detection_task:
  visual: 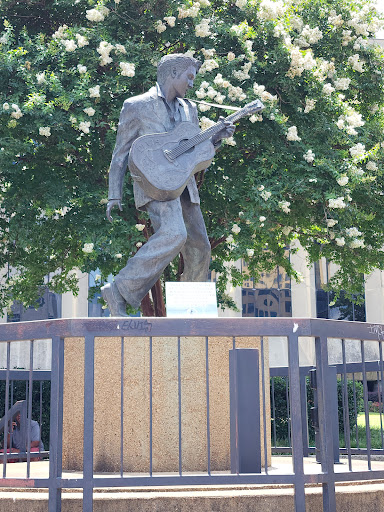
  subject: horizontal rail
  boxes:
[0,317,382,342]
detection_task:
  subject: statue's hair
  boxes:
[157,54,201,85]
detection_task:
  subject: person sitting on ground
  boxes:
[1,412,44,462]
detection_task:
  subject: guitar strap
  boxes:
[177,98,191,122]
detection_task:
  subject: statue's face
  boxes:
[171,65,197,98]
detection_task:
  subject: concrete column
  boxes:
[269,244,317,368]
[61,270,89,318]
[62,335,271,472]
[365,269,384,324]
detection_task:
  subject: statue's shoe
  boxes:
[101,282,129,317]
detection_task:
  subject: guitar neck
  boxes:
[168,103,260,160]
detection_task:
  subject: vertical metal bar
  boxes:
[271,378,277,448]
[26,340,34,477]
[376,369,384,450]
[315,336,337,512]
[300,372,309,457]
[360,340,372,470]
[149,336,153,477]
[49,336,63,512]
[379,343,384,450]
[83,335,95,512]
[287,334,306,511]
[260,337,268,474]
[232,336,239,475]
[177,336,182,476]
[205,336,211,476]
[341,339,352,471]
[3,342,11,473]
[39,381,43,456]
[286,376,291,446]
[352,375,359,449]
[120,337,124,477]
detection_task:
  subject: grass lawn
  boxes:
[357,412,383,429]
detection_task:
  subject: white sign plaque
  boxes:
[165,282,218,318]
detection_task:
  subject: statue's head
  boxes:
[157,54,202,86]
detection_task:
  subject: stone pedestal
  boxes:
[62,335,271,472]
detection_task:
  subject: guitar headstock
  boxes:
[244,99,265,115]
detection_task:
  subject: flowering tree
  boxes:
[0,0,383,315]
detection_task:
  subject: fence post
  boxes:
[315,336,337,512]
[229,348,261,473]
[49,336,64,512]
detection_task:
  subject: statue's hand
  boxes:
[212,117,236,145]
[106,199,122,223]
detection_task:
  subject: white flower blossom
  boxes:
[246,248,254,257]
[337,176,349,186]
[202,48,216,59]
[97,41,114,66]
[78,121,91,134]
[335,237,345,246]
[349,238,365,249]
[257,0,286,21]
[11,108,23,119]
[199,59,219,74]
[286,126,301,141]
[323,83,335,96]
[224,137,236,146]
[349,143,365,160]
[199,103,211,112]
[366,161,378,171]
[36,72,46,84]
[155,20,167,33]
[303,150,315,163]
[82,242,94,253]
[114,44,126,54]
[260,190,271,201]
[259,216,266,222]
[250,114,263,123]
[2,102,9,110]
[86,8,108,22]
[39,126,51,137]
[77,64,87,74]
[329,197,346,209]
[120,62,135,77]
[348,54,365,73]
[258,185,265,191]
[135,223,145,231]
[232,224,241,234]
[279,200,291,214]
[164,16,176,27]
[136,242,143,248]
[346,227,362,237]
[328,10,344,27]
[227,52,236,61]
[195,18,212,37]
[115,253,122,259]
[236,0,247,9]
[304,98,316,113]
[75,34,89,48]
[334,77,351,90]
[52,25,68,40]
[83,107,95,117]
[62,39,77,52]
[226,234,234,243]
[89,85,100,98]
[200,116,216,131]
[178,2,200,18]
[327,219,338,227]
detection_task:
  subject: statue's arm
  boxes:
[107,100,140,222]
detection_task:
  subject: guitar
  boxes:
[128,99,264,201]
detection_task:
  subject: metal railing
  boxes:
[0,317,383,512]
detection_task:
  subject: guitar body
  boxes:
[128,122,216,201]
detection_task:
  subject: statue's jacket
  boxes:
[108,85,200,210]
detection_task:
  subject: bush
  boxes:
[271,375,364,445]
